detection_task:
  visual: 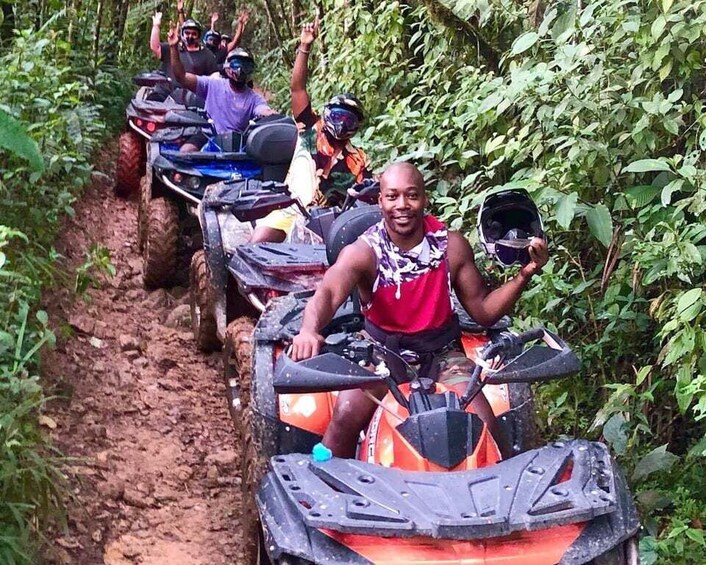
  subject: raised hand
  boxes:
[211,11,219,25]
[299,17,319,46]
[152,11,162,26]
[237,7,251,27]
[167,22,180,47]
[177,0,184,12]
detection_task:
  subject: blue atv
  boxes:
[137,114,298,289]
[114,71,205,198]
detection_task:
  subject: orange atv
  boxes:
[235,293,639,564]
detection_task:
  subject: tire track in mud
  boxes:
[42,149,241,565]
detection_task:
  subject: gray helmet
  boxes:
[181,19,203,44]
[225,47,256,84]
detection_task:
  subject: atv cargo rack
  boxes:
[258,439,638,562]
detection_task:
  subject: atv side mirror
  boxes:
[274,352,385,394]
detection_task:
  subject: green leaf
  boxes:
[676,288,703,320]
[659,59,673,81]
[636,365,652,386]
[625,185,661,208]
[603,413,628,455]
[624,159,672,173]
[685,528,705,546]
[511,32,539,55]
[555,192,578,229]
[36,310,49,326]
[662,0,674,12]
[661,179,683,205]
[0,109,45,172]
[586,204,613,247]
[632,444,679,481]
[651,16,667,41]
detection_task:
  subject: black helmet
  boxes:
[323,93,365,140]
[203,30,221,49]
[181,19,203,45]
[477,189,545,267]
[224,47,255,85]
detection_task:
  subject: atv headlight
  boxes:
[170,171,201,191]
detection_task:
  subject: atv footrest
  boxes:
[259,439,619,540]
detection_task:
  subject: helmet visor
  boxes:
[323,106,361,139]
[494,237,532,267]
[226,57,255,81]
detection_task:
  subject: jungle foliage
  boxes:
[251,0,706,562]
[0,3,131,562]
[1,0,706,562]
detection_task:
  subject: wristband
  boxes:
[297,46,311,54]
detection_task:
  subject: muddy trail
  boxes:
[42,148,242,565]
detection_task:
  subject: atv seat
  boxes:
[325,206,382,265]
[455,303,511,333]
[238,243,328,275]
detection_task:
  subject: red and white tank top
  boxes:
[360,215,454,334]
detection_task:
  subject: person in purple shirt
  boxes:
[167,22,275,152]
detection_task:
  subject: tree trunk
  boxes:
[260,0,292,66]
[0,1,15,45]
[93,0,104,65]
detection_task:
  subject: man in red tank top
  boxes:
[291,162,548,457]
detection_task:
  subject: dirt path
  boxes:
[42,150,241,564]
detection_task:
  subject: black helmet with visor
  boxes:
[323,93,365,140]
[477,189,545,267]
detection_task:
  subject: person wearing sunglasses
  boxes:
[167,23,275,152]
[290,162,548,458]
[249,17,372,244]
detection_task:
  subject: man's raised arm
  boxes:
[168,23,198,91]
[150,12,162,58]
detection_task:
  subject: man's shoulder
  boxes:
[338,239,376,268]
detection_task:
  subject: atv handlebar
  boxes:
[460,327,579,409]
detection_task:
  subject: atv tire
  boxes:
[115,131,144,198]
[223,317,255,433]
[237,407,270,565]
[142,197,179,289]
[189,250,220,352]
[137,174,151,251]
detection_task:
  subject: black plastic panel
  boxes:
[238,243,328,274]
[260,440,622,540]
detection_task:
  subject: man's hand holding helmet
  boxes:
[520,238,548,279]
